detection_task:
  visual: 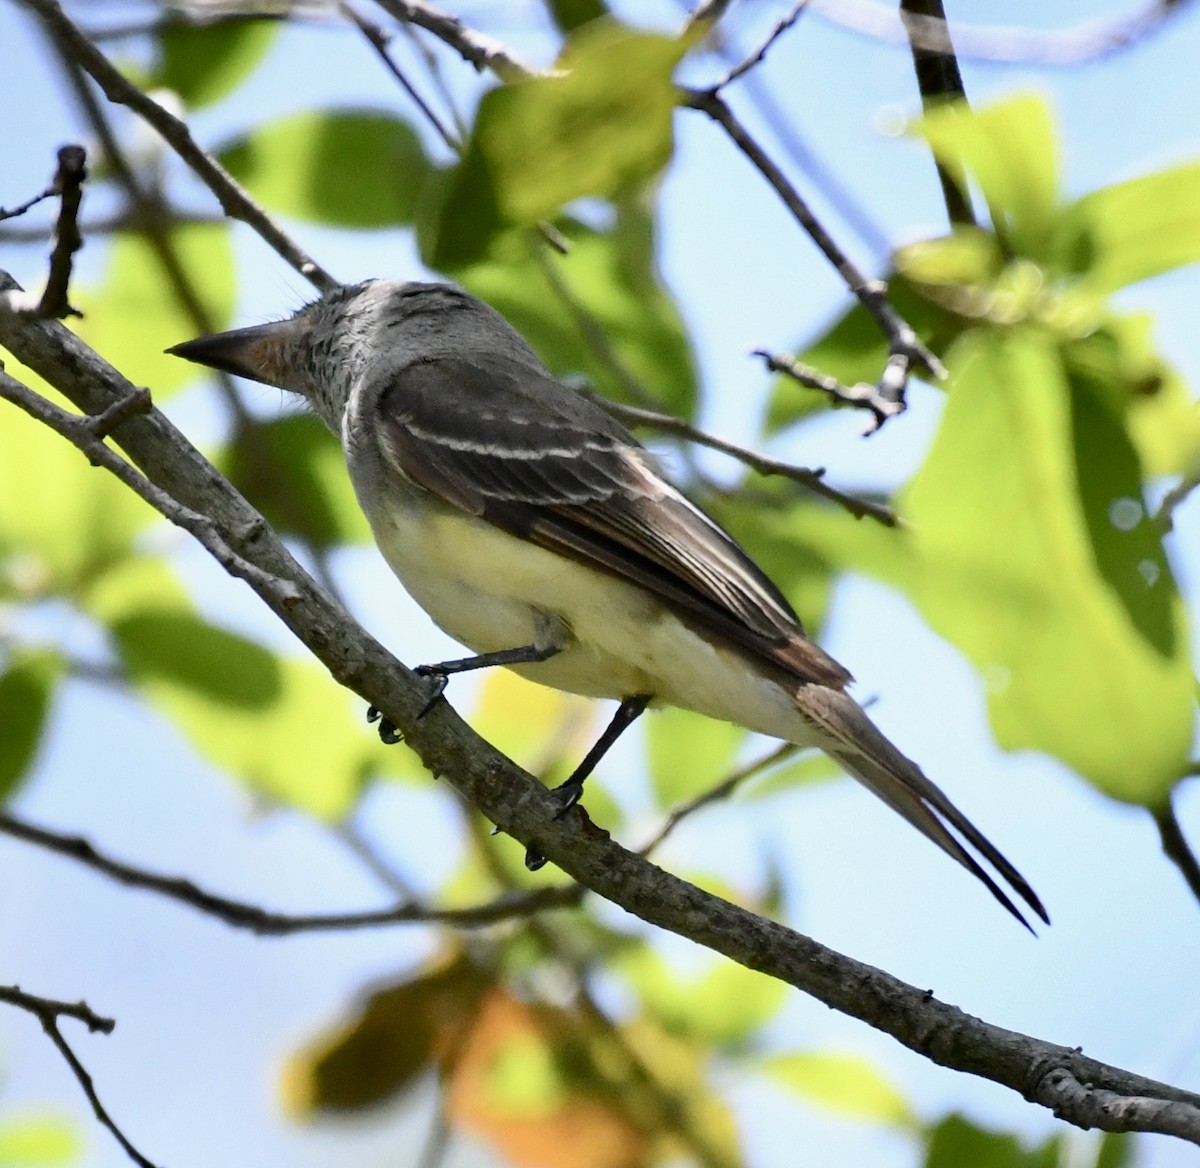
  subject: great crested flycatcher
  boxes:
[169,279,1046,928]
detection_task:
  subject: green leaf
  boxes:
[924,1113,1062,1168]
[618,950,787,1046]
[541,0,609,32]
[221,415,372,549]
[1095,1132,1136,1168]
[913,94,1060,258]
[762,1051,914,1127]
[0,650,62,802]
[0,1115,81,1165]
[79,222,235,400]
[0,380,152,600]
[428,22,681,267]
[454,206,699,416]
[219,111,432,228]
[1054,161,1200,294]
[741,750,841,800]
[89,559,421,817]
[645,708,744,808]
[155,17,277,109]
[905,327,1193,804]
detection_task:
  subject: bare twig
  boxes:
[36,143,88,318]
[0,810,583,932]
[341,1,460,152]
[0,985,159,1168]
[595,392,900,526]
[640,743,798,855]
[754,348,906,435]
[712,1,809,91]
[1153,792,1200,906]
[1156,469,1200,533]
[370,0,539,79]
[682,87,943,428]
[900,0,974,228]
[20,0,337,291]
[5,271,1200,1145]
[806,0,1192,65]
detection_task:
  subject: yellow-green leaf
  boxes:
[645,707,744,808]
[219,111,432,228]
[78,222,234,400]
[0,649,63,801]
[905,327,1193,803]
[0,1114,81,1165]
[762,1050,914,1127]
[156,17,278,109]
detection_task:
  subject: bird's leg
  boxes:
[525,694,652,871]
[367,642,563,742]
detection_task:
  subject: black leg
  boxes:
[369,641,562,742]
[525,694,652,871]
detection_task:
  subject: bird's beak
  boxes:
[166,318,303,389]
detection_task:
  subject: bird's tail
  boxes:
[796,685,1049,931]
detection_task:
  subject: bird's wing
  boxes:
[376,356,851,688]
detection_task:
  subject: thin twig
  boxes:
[712,1,809,91]
[341,1,461,153]
[806,0,1192,65]
[681,87,943,428]
[0,985,159,1168]
[900,0,975,228]
[0,370,297,603]
[0,810,583,932]
[595,392,900,526]
[640,743,798,856]
[754,348,906,435]
[20,0,337,291]
[1153,793,1200,906]
[370,0,539,79]
[1156,469,1200,533]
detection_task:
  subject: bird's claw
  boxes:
[523,779,587,870]
[366,705,403,745]
[413,665,449,718]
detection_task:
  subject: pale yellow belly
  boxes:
[367,495,815,745]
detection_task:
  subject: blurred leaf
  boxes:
[645,708,744,808]
[471,669,595,784]
[924,1113,1062,1168]
[0,1115,81,1165]
[221,415,372,549]
[79,222,234,399]
[0,381,151,600]
[741,750,841,800]
[618,949,787,1046]
[284,951,491,1115]
[220,111,432,228]
[428,22,681,267]
[0,650,62,802]
[766,277,965,433]
[762,1050,914,1127]
[90,558,420,816]
[913,94,1060,258]
[455,205,698,416]
[542,0,609,31]
[1063,314,1200,477]
[1055,161,1200,294]
[155,17,277,108]
[1095,1131,1136,1168]
[446,989,648,1168]
[905,327,1193,803]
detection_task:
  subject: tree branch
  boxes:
[0,985,159,1168]
[1153,791,1200,906]
[18,0,337,292]
[3,270,1199,1144]
[0,810,582,932]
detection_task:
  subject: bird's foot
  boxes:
[523,777,588,870]
[412,665,450,718]
[366,705,402,745]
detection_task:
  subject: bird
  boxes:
[168,278,1047,929]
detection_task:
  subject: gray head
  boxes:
[167,279,540,432]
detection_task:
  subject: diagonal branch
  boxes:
[19,0,337,292]
[0,985,159,1168]
[3,269,1199,1144]
[0,810,582,932]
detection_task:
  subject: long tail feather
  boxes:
[798,686,1049,930]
